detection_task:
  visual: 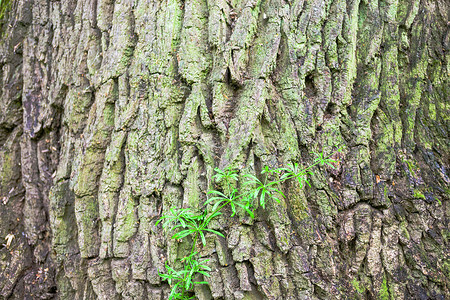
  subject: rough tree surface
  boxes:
[0,0,448,299]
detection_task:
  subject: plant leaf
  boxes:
[211,199,225,212]
[199,231,206,245]
[204,228,225,238]
[172,229,194,240]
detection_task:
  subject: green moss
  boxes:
[241,291,263,300]
[116,196,138,242]
[442,259,450,278]
[379,275,390,300]
[351,278,365,294]
[289,187,309,221]
[75,195,100,257]
[119,45,135,67]
[185,157,201,210]
[384,185,389,199]
[399,221,410,240]
[177,0,212,83]
[428,102,437,120]
[81,199,99,230]
[123,199,137,235]
[316,190,337,221]
[103,103,115,126]
[0,152,13,190]
[372,110,396,176]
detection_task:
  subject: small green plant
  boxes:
[413,189,425,199]
[159,252,211,299]
[157,148,341,299]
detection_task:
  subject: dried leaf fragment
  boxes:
[5,233,14,248]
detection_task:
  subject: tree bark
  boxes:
[0,0,448,299]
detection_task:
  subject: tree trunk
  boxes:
[0,0,448,299]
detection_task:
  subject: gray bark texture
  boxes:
[0,0,449,298]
